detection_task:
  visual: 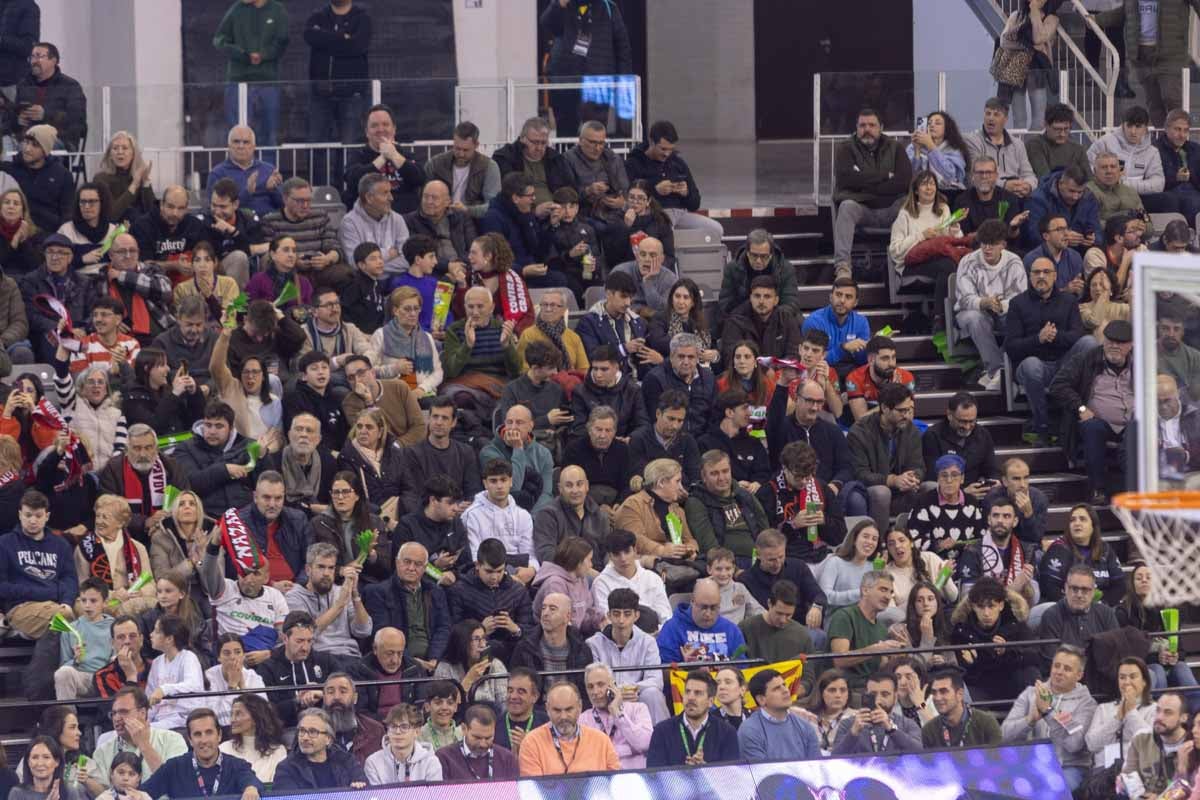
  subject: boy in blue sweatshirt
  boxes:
[54,577,115,700]
[0,489,77,639]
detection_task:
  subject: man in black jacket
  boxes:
[625,120,723,238]
[4,124,72,230]
[720,276,804,363]
[402,180,476,274]
[921,391,1000,497]
[561,406,631,508]
[765,378,854,485]
[130,185,211,282]
[628,389,700,488]
[397,397,482,513]
[491,117,574,207]
[509,591,592,699]
[303,0,371,146]
[684,450,771,566]
[1048,319,1134,504]
[194,177,267,289]
[739,529,828,648]
[342,104,424,213]
[255,611,342,727]
[361,542,451,669]
[20,234,101,362]
[1005,257,1093,446]
[15,42,85,146]
[272,708,367,791]
[448,537,535,662]
[698,389,772,491]
[392,474,471,578]
[568,345,649,441]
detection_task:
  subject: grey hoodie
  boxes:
[1087,127,1165,194]
[1000,682,1098,769]
[954,249,1029,315]
[285,580,372,658]
[586,625,665,694]
[363,739,443,784]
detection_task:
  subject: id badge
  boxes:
[573,32,592,57]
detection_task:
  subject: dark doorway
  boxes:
[754,0,914,139]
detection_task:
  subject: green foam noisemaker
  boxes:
[872,556,886,571]
[425,563,444,581]
[1162,608,1180,653]
[273,279,300,308]
[156,432,192,449]
[49,613,84,659]
[935,561,953,590]
[997,200,1010,221]
[354,530,375,565]
[244,440,263,470]
[98,222,128,256]
[666,513,683,545]
[163,484,181,512]
[937,207,968,229]
[108,570,153,608]
[877,325,894,337]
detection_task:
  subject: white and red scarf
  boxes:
[121,456,166,514]
[32,397,85,488]
[981,531,1026,587]
[79,530,142,587]
[218,507,263,576]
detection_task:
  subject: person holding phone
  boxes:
[434,619,510,705]
[832,671,923,754]
[579,663,652,769]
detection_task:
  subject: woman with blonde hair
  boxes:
[94,130,157,223]
[0,187,41,276]
[614,458,699,559]
[75,495,155,616]
[149,488,215,614]
[369,285,443,395]
[336,407,405,526]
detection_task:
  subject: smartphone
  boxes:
[915,116,927,133]
[863,692,877,710]
[606,688,616,704]
[479,646,491,661]
[178,359,189,376]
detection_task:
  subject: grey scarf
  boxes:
[280,446,321,504]
[381,318,434,374]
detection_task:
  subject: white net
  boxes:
[1112,498,1200,607]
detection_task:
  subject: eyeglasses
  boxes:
[1066,584,1095,594]
[78,199,100,206]
[108,709,136,720]
[470,635,489,644]
[387,724,417,734]
[938,471,963,480]
[747,252,772,262]
[317,301,341,309]
[241,368,262,376]
[1046,225,1069,233]
[296,727,330,739]
[330,488,356,497]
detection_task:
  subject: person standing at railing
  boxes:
[213,0,289,155]
[304,0,371,151]
[14,42,86,150]
[1119,0,1200,126]
[343,104,425,215]
[540,0,633,140]
[425,121,501,220]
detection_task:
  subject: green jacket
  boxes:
[717,242,802,318]
[1124,0,1200,67]
[213,0,290,82]
[442,317,522,379]
[1085,178,1144,225]
[1025,134,1091,180]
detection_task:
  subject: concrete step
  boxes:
[915,388,1004,418]
[995,445,1070,473]
[1029,472,1091,505]
[893,335,939,361]
[909,362,965,392]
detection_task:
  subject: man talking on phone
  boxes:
[921,391,1000,500]
[579,663,653,769]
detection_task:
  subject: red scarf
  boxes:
[218,507,263,576]
[0,219,21,244]
[109,279,151,336]
[121,457,166,514]
[79,530,142,587]
[981,531,1025,587]
[771,469,825,523]
[31,398,86,489]
[498,270,531,324]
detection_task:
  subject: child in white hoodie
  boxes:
[953,219,1028,389]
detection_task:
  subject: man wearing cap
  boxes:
[1048,320,1134,505]
[19,232,101,362]
[1,123,72,230]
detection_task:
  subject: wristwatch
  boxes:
[1078,405,1087,416]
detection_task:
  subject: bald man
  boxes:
[206,124,284,217]
[362,627,421,717]
[442,284,522,416]
[480,403,555,513]
[130,184,211,285]
[362,544,451,671]
[518,681,621,776]
[656,578,747,663]
[403,179,476,273]
[1157,373,1200,487]
[613,236,677,315]
[532,465,611,570]
[510,592,593,699]
[104,231,177,342]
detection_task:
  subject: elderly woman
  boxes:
[335,409,406,527]
[907,454,986,555]
[74,495,155,616]
[516,287,589,372]
[614,458,699,559]
[369,286,443,396]
[149,488,215,613]
[94,130,157,223]
[53,362,127,471]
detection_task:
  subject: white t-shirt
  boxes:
[212,579,288,652]
[451,164,470,203]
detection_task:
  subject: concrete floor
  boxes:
[675,140,826,210]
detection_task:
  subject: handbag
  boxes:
[990,45,1033,88]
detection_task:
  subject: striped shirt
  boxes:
[68,334,141,374]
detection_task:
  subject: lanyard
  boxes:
[551,728,578,771]
[941,708,972,748]
[505,712,533,745]
[192,755,221,798]
[866,724,890,753]
[679,720,706,758]
[592,709,616,738]
[461,741,493,780]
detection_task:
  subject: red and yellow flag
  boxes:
[668,659,806,714]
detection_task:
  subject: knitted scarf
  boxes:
[980,531,1025,587]
[32,397,85,488]
[79,530,142,587]
[0,219,21,244]
[280,446,322,505]
[121,456,166,515]
[535,316,568,365]
[380,319,434,377]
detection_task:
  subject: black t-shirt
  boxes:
[309,758,336,788]
[197,763,221,795]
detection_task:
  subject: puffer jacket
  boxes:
[718,242,800,318]
[950,589,1038,690]
[1087,125,1165,194]
[56,373,126,470]
[174,431,254,519]
[1021,169,1103,249]
[491,138,574,193]
[541,0,633,78]
[336,435,408,521]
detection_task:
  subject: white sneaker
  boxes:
[978,370,1003,391]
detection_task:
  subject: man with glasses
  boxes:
[340,172,411,278]
[206,124,283,218]
[436,703,520,780]
[341,354,425,445]
[20,232,100,362]
[92,686,188,785]
[845,383,923,529]
[564,120,630,232]
[1026,103,1092,179]
[14,42,85,147]
[1022,214,1084,295]
[480,172,562,287]
[103,230,176,344]
[300,286,376,389]
[273,707,368,790]
[517,288,588,372]
[254,413,334,517]
[954,219,1029,391]
[717,228,802,318]
[493,117,574,209]
[764,378,853,489]
[362,542,451,672]
[1036,563,1118,672]
[97,424,187,543]
[655,578,746,664]
[1005,255,1092,448]
[922,392,1000,498]
[59,296,140,376]
[953,155,1025,242]
[260,177,345,289]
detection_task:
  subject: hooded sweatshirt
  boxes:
[0,524,77,611]
[532,561,604,634]
[955,249,1029,314]
[586,625,665,694]
[592,561,672,627]
[364,740,443,785]
[1088,127,1165,194]
[285,581,372,658]
[656,603,746,663]
[460,490,537,570]
[1000,682,1098,769]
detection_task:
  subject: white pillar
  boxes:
[452,0,537,147]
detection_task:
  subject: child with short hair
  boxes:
[547,186,606,306]
[395,235,455,331]
[707,547,766,624]
[418,680,464,749]
[53,577,115,700]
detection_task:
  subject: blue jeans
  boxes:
[1013,335,1096,433]
[224,83,282,153]
[1150,659,1200,712]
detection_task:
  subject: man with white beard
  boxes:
[97,423,186,544]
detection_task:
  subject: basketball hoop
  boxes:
[1111,491,1200,607]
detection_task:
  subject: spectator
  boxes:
[532,537,604,635]
[94,131,157,225]
[342,104,424,214]
[695,389,772,493]
[271,708,367,791]
[89,615,149,700]
[542,186,604,304]
[622,179,676,261]
[615,457,699,562]
[720,276,802,365]
[213,0,288,150]
[517,287,588,371]
[492,666,548,756]
[1156,373,1200,487]
[561,410,631,510]
[718,228,801,319]
[646,669,740,767]
[517,681,620,776]
[1021,164,1100,250]
[828,571,900,691]
[155,293,219,388]
[1087,151,1147,226]
[1039,504,1124,604]
[14,42,85,146]
[575,270,653,378]
[251,611,341,731]
[845,383,922,528]
[569,345,648,441]
[906,110,970,194]
[1118,564,1200,703]
[402,181,474,289]
[3,124,71,230]
[53,579,110,700]
[685,449,770,561]
[739,668,821,760]
[709,549,767,625]
[586,587,670,723]
[648,277,716,364]
[100,232,176,345]
[964,97,1037,200]
[284,543,370,660]
[1123,692,1190,798]
[740,529,827,649]
[92,686,188,785]
[579,663,653,769]
[1158,107,1200,221]
[563,120,631,259]
[341,176,410,280]
[1026,103,1092,179]
[886,532,959,613]
[1036,563,1119,671]
[739,579,814,665]
[198,535,286,666]
[74,495,155,617]
[510,591,593,700]
[764,377,854,494]
[591,529,672,624]
[640,332,715,439]
[1084,213,1142,297]
[953,155,1024,240]
[805,669,856,755]
[442,290,522,420]
[130,187,210,286]
[204,641,269,732]
[1089,104,1174,211]
[956,498,1039,607]
[907,454,986,556]
[892,657,937,727]
[0,1,38,92]
[540,0,632,134]
[888,170,962,310]
[922,391,1000,492]
[21,233,101,363]
[175,401,254,519]
[480,404,554,513]
[323,672,385,765]
[0,187,41,278]
[299,288,377,386]
[121,349,204,437]
[335,406,404,522]
[392,236,453,334]
[622,122,716,235]
[96,424,185,544]
[195,180,266,291]
[424,121,500,219]
[259,178,344,289]
[142,616,207,732]
[1156,310,1200,397]
[1084,656,1156,770]
[303,0,371,148]
[656,578,745,663]
[717,340,781,426]
[364,704,442,785]
[994,1,1061,131]
[462,459,538,579]
[832,670,924,755]
[341,354,424,445]
[920,668,1002,748]
[533,466,611,570]
[447,537,535,663]
[985,456,1049,547]
[396,398,482,513]
[1022,213,1085,295]
[359,627,422,720]
[612,236,675,316]
[208,314,284,442]
[57,182,115,271]
[308,469,387,578]
[819,520,884,614]
[801,278,871,379]
[1048,319,1133,504]
[492,117,573,204]
[832,108,912,280]
[1005,254,1091,446]
[436,703,520,780]
[844,335,916,421]
[282,350,345,446]
[497,340,567,435]
[370,285,443,396]
[206,126,282,219]
[955,220,1029,390]
[999,643,1096,791]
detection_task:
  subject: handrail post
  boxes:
[506,77,516,142]
[237,82,248,126]
[371,79,382,107]
[101,85,111,145]
[812,73,821,209]
[633,74,643,142]
[1186,67,1193,115]
[937,71,946,111]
